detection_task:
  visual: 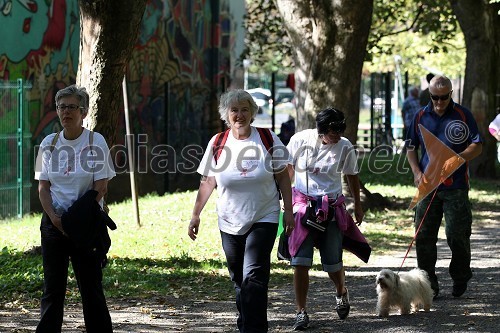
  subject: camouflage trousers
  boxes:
[414,189,473,291]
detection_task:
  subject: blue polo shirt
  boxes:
[406,100,482,190]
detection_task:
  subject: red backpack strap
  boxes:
[414,109,425,134]
[256,127,282,198]
[256,127,274,155]
[453,104,466,122]
[212,129,230,164]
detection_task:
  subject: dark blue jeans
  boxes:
[36,213,112,333]
[220,222,278,333]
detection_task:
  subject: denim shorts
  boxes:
[290,217,343,272]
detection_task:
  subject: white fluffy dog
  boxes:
[375,268,433,317]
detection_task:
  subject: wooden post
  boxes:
[122,76,141,227]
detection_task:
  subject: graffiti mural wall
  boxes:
[0,0,80,143]
[0,0,243,205]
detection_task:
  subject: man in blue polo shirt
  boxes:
[405,75,482,299]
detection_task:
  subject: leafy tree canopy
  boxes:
[366,0,465,84]
[240,0,293,73]
[242,0,466,83]
[367,0,458,58]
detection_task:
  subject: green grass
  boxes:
[359,151,413,186]
[1,155,498,308]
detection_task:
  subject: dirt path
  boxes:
[1,220,498,333]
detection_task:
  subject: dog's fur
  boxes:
[375,268,433,317]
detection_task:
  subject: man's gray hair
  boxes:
[430,75,452,90]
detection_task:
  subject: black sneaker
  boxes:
[293,309,309,331]
[335,288,350,320]
[452,283,467,297]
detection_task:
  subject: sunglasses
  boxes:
[320,119,346,134]
[430,91,452,101]
[319,131,343,141]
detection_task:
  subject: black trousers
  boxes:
[220,222,278,333]
[36,214,112,333]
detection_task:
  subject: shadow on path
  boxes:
[1,221,498,333]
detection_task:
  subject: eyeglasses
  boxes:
[430,91,452,101]
[56,104,83,111]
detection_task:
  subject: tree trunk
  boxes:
[450,0,500,178]
[274,0,373,145]
[77,0,147,145]
[342,176,392,213]
[274,0,389,210]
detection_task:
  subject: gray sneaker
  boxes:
[293,309,309,331]
[335,288,350,320]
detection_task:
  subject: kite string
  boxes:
[398,188,438,273]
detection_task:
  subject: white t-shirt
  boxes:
[35,128,116,211]
[197,127,290,235]
[287,129,358,197]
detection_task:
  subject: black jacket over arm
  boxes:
[61,190,117,261]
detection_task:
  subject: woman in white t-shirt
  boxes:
[188,89,294,332]
[287,108,365,330]
[34,85,115,333]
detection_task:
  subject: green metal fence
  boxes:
[0,79,32,218]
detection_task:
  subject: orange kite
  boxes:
[409,125,466,209]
